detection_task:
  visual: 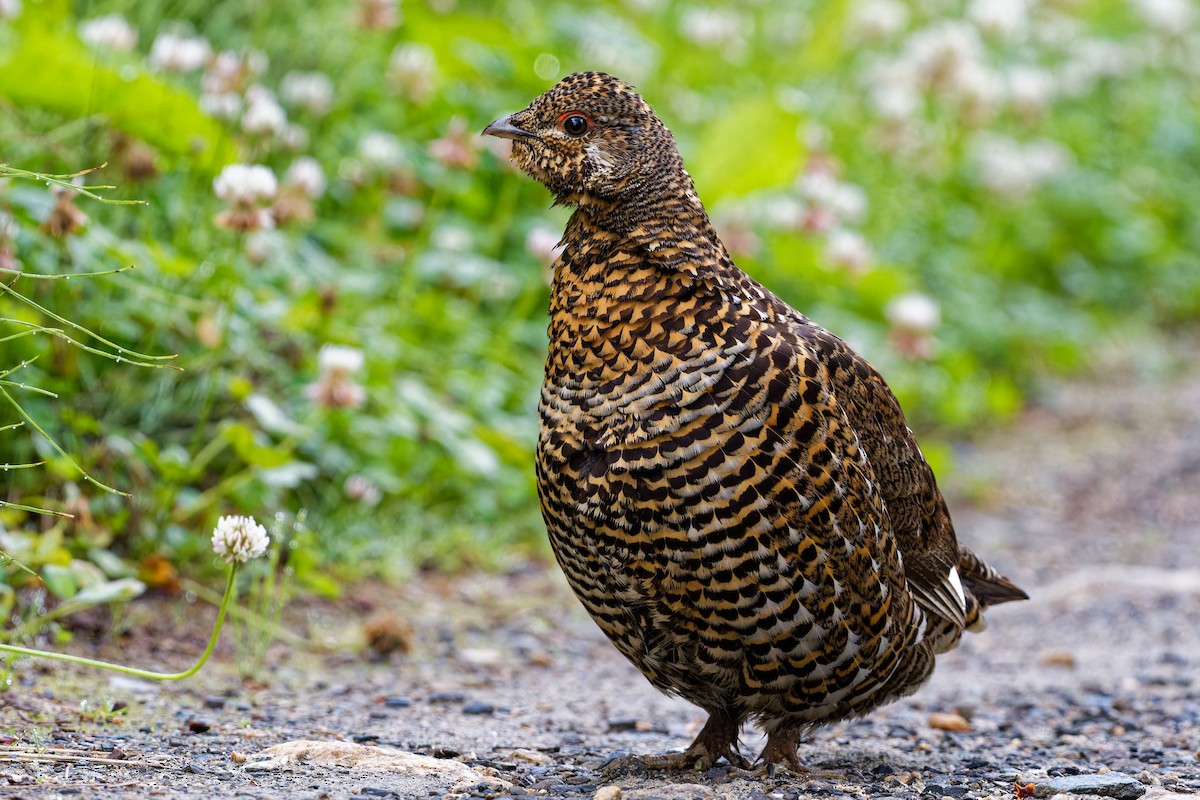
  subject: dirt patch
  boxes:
[3,346,1199,799]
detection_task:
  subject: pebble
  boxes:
[384,696,413,708]
[462,701,495,715]
[1033,773,1146,799]
[594,787,622,800]
[428,691,465,704]
[186,720,212,734]
[929,712,972,732]
[203,696,226,710]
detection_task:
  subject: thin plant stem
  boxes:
[0,565,239,681]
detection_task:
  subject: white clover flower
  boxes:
[526,226,564,264]
[868,62,922,120]
[344,475,382,506]
[1134,0,1197,30]
[213,164,278,204]
[388,44,437,102]
[242,85,288,137]
[284,157,327,199]
[280,71,334,116]
[904,20,986,95]
[432,225,472,252]
[971,134,1073,197]
[1005,66,1055,118]
[679,7,749,49]
[148,31,212,72]
[80,14,137,52]
[211,515,269,563]
[967,0,1029,39]
[1057,39,1137,96]
[848,0,910,41]
[825,229,872,274]
[318,344,364,375]
[886,292,941,332]
[200,91,243,120]
[359,131,405,170]
[0,0,21,20]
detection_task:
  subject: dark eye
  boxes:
[559,113,591,137]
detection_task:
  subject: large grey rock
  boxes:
[1033,773,1146,800]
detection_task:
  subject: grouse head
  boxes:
[483,72,688,216]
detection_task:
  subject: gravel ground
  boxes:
[2,344,1199,799]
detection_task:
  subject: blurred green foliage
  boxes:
[0,0,1198,603]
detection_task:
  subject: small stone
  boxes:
[510,749,554,765]
[384,696,413,708]
[595,787,622,800]
[231,752,247,763]
[928,712,971,732]
[1032,773,1146,799]
[1040,651,1078,669]
[462,701,495,715]
[204,696,227,710]
[428,691,465,704]
[187,720,212,734]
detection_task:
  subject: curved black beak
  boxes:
[482,115,536,141]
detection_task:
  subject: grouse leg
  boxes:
[613,710,750,772]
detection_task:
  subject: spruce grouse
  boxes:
[484,72,1027,770]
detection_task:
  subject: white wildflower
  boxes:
[971,134,1073,197]
[280,71,334,116]
[1133,0,1197,30]
[147,31,212,72]
[211,515,270,563]
[886,292,941,332]
[679,7,750,50]
[1005,66,1055,118]
[525,226,564,264]
[967,0,1029,39]
[214,164,277,204]
[0,0,21,20]
[831,183,868,223]
[848,0,910,41]
[200,92,242,120]
[825,229,872,274]
[432,225,472,252]
[284,157,326,199]
[388,44,437,102]
[79,14,137,52]
[242,85,287,137]
[868,62,923,119]
[1058,39,1136,96]
[359,131,405,170]
[318,344,364,376]
[344,475,382,506]
[904,20,986,95]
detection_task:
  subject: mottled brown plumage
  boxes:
[484,72,1027,770]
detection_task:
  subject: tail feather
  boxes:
[958,544,1028,632]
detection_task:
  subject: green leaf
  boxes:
[689,98,804,204]
[69,578,146,607]
[0,11,237,171]
[40,564,78,599]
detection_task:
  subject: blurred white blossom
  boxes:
[886,292,940,359]
[359,131,405,170]
[308,345,366,410]
[242,85,288,137]
[357,0,400,29]
[214,164,277,204]
[281,71,334,116]
[388,44,437,103]
[1005,66,1056,119]
[526,226,565,265]
[971,134,1073,198]
[200,91,242,120]
[1133,0,1197,30]
[1057,39,1137,96]
[211,515,269,564]
[848,0,910,41]
[344,475,382,506]
[825,229,872,275]
[0,0,20,20]
[318,345,364,375]
[679,7,750,52]
[213,164,277,232]
[79,14,137,51]
[967,0,1029,39]
[148,31,212,72]
[284,157,327,199]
